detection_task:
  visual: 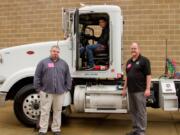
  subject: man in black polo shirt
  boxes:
[122,42,151,135]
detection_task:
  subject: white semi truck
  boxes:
[0,5,179,126]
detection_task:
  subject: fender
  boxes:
[1,67,35,93]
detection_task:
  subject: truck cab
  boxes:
[62,5,128,115]
[62,5,123,79]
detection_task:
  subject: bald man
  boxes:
[122,42,151,135]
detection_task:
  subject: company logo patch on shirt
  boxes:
[48,63,54,68]
[136,61,139,65]
[127,64,132,69]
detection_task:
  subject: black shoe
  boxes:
[85,66,94,70]
[53,132,61,135]
[38,132,46,135]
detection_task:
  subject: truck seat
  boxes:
[94,44,109,65]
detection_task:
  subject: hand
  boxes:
[121,88,127,97]
[36,89,41,94]
[144,89,151,97]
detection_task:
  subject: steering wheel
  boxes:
[79,31,88,47]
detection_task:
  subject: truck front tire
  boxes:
[14,84,40,127]
[13,84,70,127]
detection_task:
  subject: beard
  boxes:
[51,55,59,61]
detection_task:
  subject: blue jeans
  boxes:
[80,43,101,67]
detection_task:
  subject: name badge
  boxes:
[48,63,54,68]
[127,64,132,69]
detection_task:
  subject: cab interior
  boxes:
[77,13,110,71]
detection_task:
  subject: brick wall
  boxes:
[0,0,180,77]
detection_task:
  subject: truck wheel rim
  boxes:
[23,93,40,120]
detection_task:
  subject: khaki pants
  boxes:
[39,91,65,133]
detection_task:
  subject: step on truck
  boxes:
[0,5,179,126]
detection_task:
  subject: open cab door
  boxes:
[62,8,79,72]
[74,9,80,70]
[62,8,75,39]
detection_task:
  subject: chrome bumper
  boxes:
[0,92,6,106]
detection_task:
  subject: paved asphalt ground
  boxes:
[0,101,180,135]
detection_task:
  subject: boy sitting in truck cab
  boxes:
[80,17,109,69]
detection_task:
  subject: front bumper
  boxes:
[0,92,6,106]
